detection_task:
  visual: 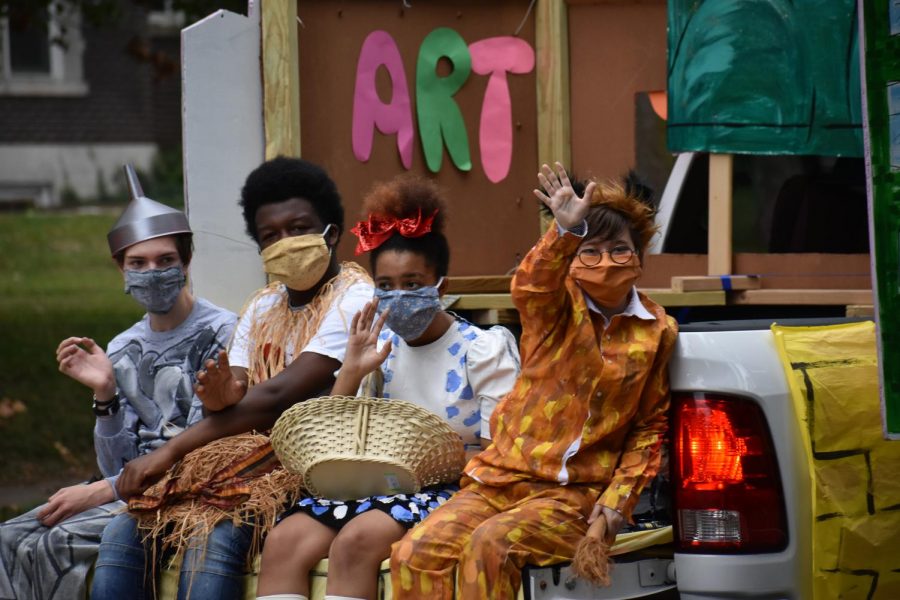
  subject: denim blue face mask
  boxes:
[374,278,444,342]
[124,266,186,314]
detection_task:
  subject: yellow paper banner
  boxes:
[772,321,900,599]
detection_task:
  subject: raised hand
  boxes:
[196,350,247,412]
[347,301,393,373]
[533,162,597,230]
[331,301,392,396]
[56,337,116,400]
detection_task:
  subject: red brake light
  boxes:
[672,393,788,553]
[682,406,747,488]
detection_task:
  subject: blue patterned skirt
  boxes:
[284,485,458,530]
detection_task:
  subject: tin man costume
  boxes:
[0,165,236,600]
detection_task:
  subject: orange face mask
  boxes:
[569,255,642,309]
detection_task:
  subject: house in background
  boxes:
[0,2,183,209]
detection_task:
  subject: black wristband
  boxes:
[93,392,120,417]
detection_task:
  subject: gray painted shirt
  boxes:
[93,297,237,497]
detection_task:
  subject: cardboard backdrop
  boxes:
[667,0,863,156]
[569,1,668,182]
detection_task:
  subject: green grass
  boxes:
[0,212,143,485]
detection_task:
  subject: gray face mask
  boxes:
[374,278,444,342]
[124,266,186,314]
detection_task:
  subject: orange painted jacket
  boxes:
[464,224,678,519]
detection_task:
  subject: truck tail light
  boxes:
[672,393,788,553]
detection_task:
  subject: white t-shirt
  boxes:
[229,280,373,368]
[374,316,520,448]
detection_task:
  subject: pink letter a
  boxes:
[352,31,414,169]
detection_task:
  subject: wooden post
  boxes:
[707,153,733,275]
[535,0,570,233]
[261,0,301,158]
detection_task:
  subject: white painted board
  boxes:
[182,4,266,313]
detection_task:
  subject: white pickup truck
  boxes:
[521,318,829,600]
[155,314,864,600]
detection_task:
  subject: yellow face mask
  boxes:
[260,225,333,291]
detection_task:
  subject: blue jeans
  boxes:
[91,513,253,600]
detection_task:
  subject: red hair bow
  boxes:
[350,209,438,255]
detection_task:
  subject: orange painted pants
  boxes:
[390,481,600,599]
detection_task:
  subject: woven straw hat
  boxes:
[270,396,466,500]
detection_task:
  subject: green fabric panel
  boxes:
[862,0,900,436]
[668,0,863,156]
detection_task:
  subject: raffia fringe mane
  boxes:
[243,262,371,386]
[130,433,303,567]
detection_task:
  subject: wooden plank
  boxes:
[449,274,753,296]
[707,153,733,276]
[446,276,513,295]
[647,252,872,290]
[643,289,725,307]
[731,289,874,306]
[261,0,300,158]
[671,275,761,292]
[535,0,570,234]
[449,294,516,310]
[846,305,875,318]
[461,309,521,326]
[448,290,725,311]
[446,253,871,295]
[451,288,875,310]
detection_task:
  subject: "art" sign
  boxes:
[352,27,535,183]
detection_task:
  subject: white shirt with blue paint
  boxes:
[373,316,520,449]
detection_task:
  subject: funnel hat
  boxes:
[107,164,192,256]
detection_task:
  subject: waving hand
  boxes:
[533,162,596,230]
[331,301,392,396]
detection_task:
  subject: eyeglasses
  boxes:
[576,245,635,267]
